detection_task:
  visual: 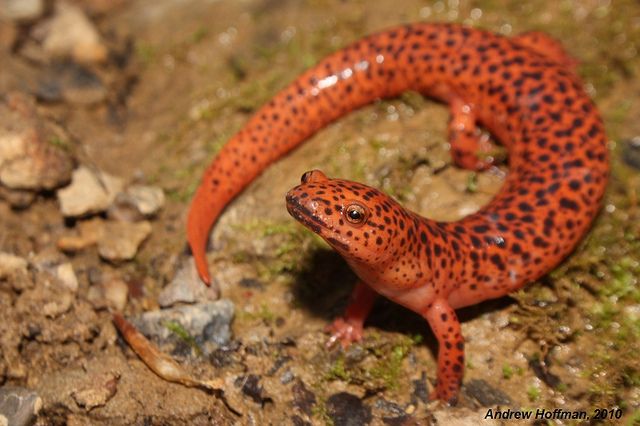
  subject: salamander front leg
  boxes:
[326,280,378,348]
[423,298,465,404]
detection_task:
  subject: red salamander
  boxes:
[187,23,609,403]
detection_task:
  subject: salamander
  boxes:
[187,23,609,403]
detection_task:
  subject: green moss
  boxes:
[326,355,351,382]
[135,41,157,65]
[162,320,203,356]
[527,385,541,402]
[502,363,514,380]
[368,335,420,390]
[48,136,71,151]
[239,303,277,324]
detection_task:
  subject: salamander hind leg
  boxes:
[423,298,464,404]
[448,98,494,171]
[326,280,378,348]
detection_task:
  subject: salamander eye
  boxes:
[345,204,366,224]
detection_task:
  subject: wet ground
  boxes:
[0,0,639,425]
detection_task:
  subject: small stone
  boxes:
[31,249,79,293]
[0,0,44,22]
[36,62,107,105]
[0,386,42,426]
[42,291,73,317]
[120,185,165,217]
[38,1,107,64]
[103,278,128,310]
[131,300,234,356]
[71,373,119,410]
[0,92,73,192]
[158,257,219,308]
[326,392,371,426]
[57,218,105,252]
[57,167,124,217]
[55,263,78,292]
[0,186,36,208]
[464,379,512,406]
[97,220,151,262]
[0,252,28,279]
[622,136,640,170]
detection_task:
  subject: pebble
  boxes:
[463,379,512,406]
[71,373,119,410]
[97,220,151,262]
[131,299,234,356]
[0,186,36,208]
[38,1,107,64]
[102,278,129,310]
[57,218,104,252]
[0,0,44,22]
[109,185,165,221]
[0,92,73,193]
[622,136,640,170]
[326,392,371,426]
[158,257,219,308]
[57,166,124,217]
[0,386,42,426]
[36,62,107,105]
[0,252,28,279]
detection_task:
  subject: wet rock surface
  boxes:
[130,300,234,356]
[97,220,152,262]
[0,92,73,197]
[0,386,42,426]
[57,166,124,217]
[158,257,219,307]
[326,392,372,426]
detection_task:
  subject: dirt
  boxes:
[1,0,639,425]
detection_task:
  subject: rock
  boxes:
[622,136,640,170]
[234,374,271,405]
[107,183,166,222]
[0,186,36,208]
[97,220,151,262]
[0,92,73,192]
[42,291,73,317]
[0,252,28,279]
[0,386,42,426]
[71,373,119,410]
[37,1,107,64]
[131,300,234,356]
[102,278,128,310]
[31,249,79,293]
[57,166,124,217]
[57,218,104,252]
[326,392,371,426]
[158,257,219,308]
[36,62,107,105]
[0,0,45,22]
[464,379,512,406]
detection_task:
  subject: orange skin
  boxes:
[187,23,609,403]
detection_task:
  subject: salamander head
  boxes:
[286,170,401,264]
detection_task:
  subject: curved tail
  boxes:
[186,23,458,283]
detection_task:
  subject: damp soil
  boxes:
[1,0,639,425]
